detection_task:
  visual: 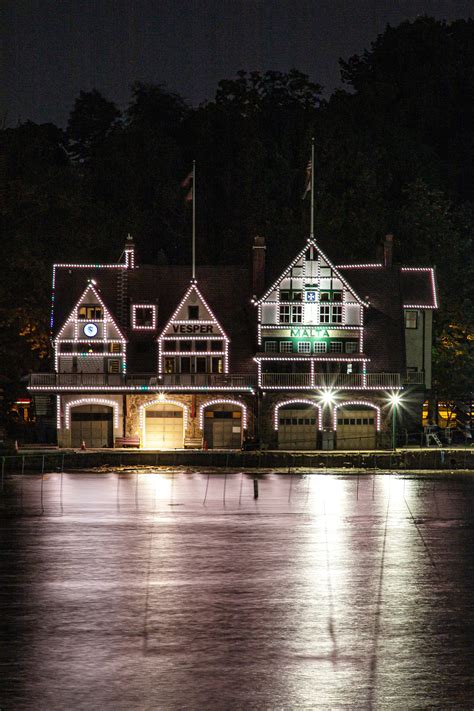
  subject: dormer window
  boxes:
[78,304,103,319]
[188,305,199,320]
[132,304,157,330]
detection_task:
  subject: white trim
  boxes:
[333,401,381,430]
[139,398,189,449]
[274,399,323,431]
[64,398,120,430]
[198,399,248,430]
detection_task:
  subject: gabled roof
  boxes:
[158,281,229,341]
[400,268,438,309]
[55,282,126,342]
[255,238,369,306]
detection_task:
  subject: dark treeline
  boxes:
[1,17,474,400]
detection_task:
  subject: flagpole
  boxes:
[310,137,315,239]
[192,160,196,281]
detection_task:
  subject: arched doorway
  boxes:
[141,400,188,449]
[334,401,381,450]
[70,404,113,448]
[200,400,247,449]
[275,400,322,450]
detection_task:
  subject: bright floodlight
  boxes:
[320,390,335,406]
[388,392,403,406]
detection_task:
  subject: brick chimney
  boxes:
[252,235,266,296]
[383,233,393,268]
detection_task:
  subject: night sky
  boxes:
[3,0,473,127]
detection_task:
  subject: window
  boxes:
[314,342,327,353]
[279,304,302,324]
[320,305,330,323]
[132,305,156,328]
[211,340,223,350]
[179,340,192,351]
[188,305,199,320]
[297,342,311,354]
[329,341,343,353]
[280,342,293,353]
[405,310,418,329]
[347,363,353,374]
[195,340,207,351]
[333,291,343,302]
[108,342,122,353]
[165,341,176,352]
[345,341,358,353]
[180,357,191,373]
[265,341,277,352]
[78,304,102,319]
[211,357,223,373]
[280,304,291,323]
[332,305,342,323]
[196,357,207,373]
[280,291,290,302]
[320,292,330,302]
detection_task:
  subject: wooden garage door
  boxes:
[71,405,113,448]
[278,407,318,450]
[204,407,242,449]
[336,409,377,450]
[145,406,184,449]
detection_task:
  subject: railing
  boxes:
[261,372,403,388]
[29,372,257,389]
[403,371,425,385]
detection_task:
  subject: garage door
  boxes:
[145,405,184,449]
[336,409,377,450]
[71,405,113,448]
[204,406,242,448]
[278,407,318,450]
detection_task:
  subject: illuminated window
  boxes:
[297,342,311,353]
[78,304,102,319]
[164,358,175,373]
[211,357,223,373]
[314,342,327,353]
[405,310,418,329]
[280,342,293,353]
[345,341,358,353]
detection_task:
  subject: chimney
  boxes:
[383,233,393,268]
[252,235,266,297]
[124,233,136,269]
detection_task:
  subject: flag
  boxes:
[181,170,193,202]
[302,158,312,199]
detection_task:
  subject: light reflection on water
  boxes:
[1,471,473,710]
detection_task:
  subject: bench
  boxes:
[114,436,140,448]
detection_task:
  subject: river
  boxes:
[1,470,473,710]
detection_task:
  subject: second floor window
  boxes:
[280,304,303,323]
[320,305,342,324]
[78,304,102,319]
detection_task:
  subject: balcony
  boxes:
[260,372,404,389]
[28,372,256,391]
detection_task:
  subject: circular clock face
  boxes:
[83,323,98,338]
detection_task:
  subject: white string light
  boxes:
[333,401,381,430]
[198,399,248,430]
[139,398,189,448]
[400,267,438,309]
[274,399,323,431]
[131,304,157,330]
[64,397,120,429]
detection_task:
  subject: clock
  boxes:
[83,322,98,338]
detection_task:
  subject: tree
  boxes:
[66,89,122,163]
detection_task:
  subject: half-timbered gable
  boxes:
[255,239,370,390]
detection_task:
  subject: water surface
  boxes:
[1,470,473,710]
